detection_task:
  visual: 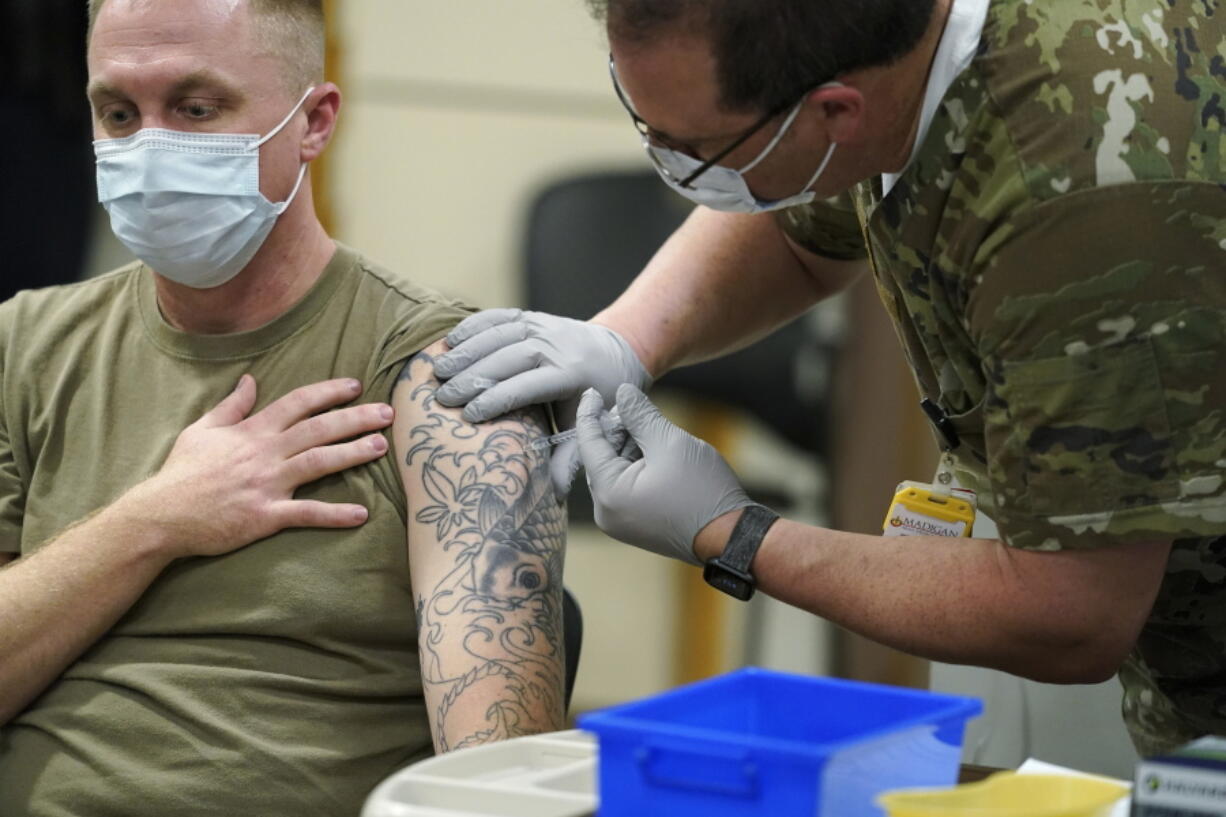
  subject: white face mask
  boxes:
[611,59,839,215]
[94,87,315,289]
[647,104,838,214]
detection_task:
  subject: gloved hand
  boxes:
[433,309,652,498]
[576,384,754,566]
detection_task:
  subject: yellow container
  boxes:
[877,772,1128,817]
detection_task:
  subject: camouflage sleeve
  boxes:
[774,192,869,261]
[968,182,1226,551]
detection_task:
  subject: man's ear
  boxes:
[808,84,865,146]
[301,83,342,163]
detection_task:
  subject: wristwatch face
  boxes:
[703,561,755,601]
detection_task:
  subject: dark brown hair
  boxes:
[589,0,938,113]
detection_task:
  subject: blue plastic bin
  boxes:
[579,667,981,817]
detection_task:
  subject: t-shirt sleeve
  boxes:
[371,300,475,397]
[968,183,1226,551]
[362,296,475,514]
[0,340,23,555]
[774,192,868,261]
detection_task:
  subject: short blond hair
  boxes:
[87,0,325,92]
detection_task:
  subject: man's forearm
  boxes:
[593,207,865,377]
[695,514,1169,683]
[0,492,173,725]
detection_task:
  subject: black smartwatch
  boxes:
[703,504,780,601]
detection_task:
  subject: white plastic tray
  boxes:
[361,730,597,817]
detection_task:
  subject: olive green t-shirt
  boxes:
[778,0,1226,754]
[0,244,470,815]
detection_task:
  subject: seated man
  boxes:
[0,0,565,814]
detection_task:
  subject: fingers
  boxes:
[274,499,371,530]
[576,388,626,489]
[619,435,644,462]
[434,321,530,380]
[598,409,627,448]
[196,374,258,429]
[602,413,642,462]
[284,433,390,485]
[247,378,364,432]
[551,394,621,498]
[281,401,394,455]
[435,343,540,409]
[549,437,581,501]
[460,367,580,423]
[444,308,523,348]
[613,383,666,452]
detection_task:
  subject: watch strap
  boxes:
[717,504,780,574]
[703,505,780,600]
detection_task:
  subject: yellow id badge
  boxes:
[883,481,977,538]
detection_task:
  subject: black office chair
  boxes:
[562,586,582,712]
[522,169,835,522]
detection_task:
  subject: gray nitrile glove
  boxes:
[433,309,651,498]
[576,384,754,566]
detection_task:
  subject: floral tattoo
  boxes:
[395,352,566,751]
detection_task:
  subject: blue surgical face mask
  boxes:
[644,92,839,215]
[94,87,315,289]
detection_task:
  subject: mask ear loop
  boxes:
[253,86,317,149]
[739,80,843,176]
[272,164,310,214]
[796,141,838,196]
[737,99,806,175]
[252,86,317,212]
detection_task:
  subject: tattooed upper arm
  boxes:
[392,340,566,753]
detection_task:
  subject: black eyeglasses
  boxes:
[609,55,811,189]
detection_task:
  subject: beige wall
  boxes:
[333,0,643,309]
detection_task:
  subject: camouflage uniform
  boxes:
[778,0,1226,755]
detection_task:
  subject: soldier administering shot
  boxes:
[434,0,1226,757]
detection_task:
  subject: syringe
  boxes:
[457,377,629,455]
[530,408,625,451]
